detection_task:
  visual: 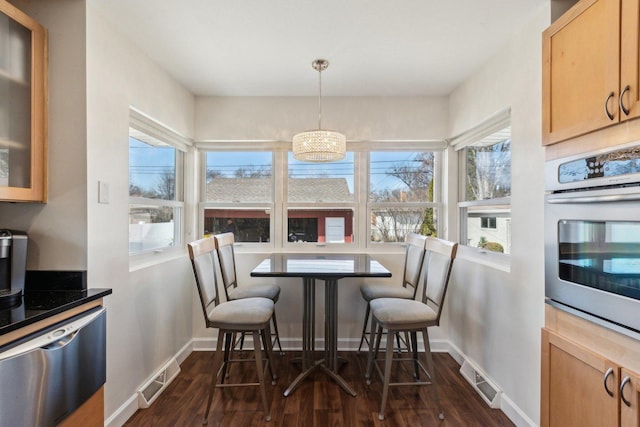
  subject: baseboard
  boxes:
[500,393,537,427]
[105,341,193,427]
[104,393,138,427]
[447,341,535,427]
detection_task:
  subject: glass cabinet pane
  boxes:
[0,11,32,189]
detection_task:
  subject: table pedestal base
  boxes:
[283,277,357,397]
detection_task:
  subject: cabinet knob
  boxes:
[603,367,615,397]
[620,376,632,407]
[604,92,615,121]
[619,85,631,117]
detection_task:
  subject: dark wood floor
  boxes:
[124,350,514,427]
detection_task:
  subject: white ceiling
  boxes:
[89,0,546,97]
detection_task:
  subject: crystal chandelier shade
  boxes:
[292,59,346,162]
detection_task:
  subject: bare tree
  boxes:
[466,140,511,201]
[370,152,436,242]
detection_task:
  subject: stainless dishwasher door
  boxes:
[0,306,106,427]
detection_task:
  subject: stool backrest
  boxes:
[402,233,428,298]
[213,232,238,301]
[421,237,458,325]
[188,237,220,328]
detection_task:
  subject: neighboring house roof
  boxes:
[206,177,352,203]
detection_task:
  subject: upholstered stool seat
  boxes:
[360,283,414,302]
[369,298,438,329]
[227,284,280,302]
[207,297,274,329]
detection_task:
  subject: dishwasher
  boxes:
[0,306,107,427]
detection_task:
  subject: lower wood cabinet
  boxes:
[542,306,640,427]
[621,369,640,427]
[541,329,619,427]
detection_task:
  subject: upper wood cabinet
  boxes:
[542,0,640,145]
[0,0,47,202]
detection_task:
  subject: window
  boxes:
[287,152,355,244]
[198,142,445,248]
[481,217,497,229]
[456,118,511,254]
[369,151,439,243]
[128,112,185,255]
[202,151,272,243]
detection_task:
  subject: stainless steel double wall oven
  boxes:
[545,142,640,333]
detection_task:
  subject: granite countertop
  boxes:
[0,288,112,336]
[0,270,112,337]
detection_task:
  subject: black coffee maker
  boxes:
[0,230,28,308]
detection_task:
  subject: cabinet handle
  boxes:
[620,376,632,407]
[619,85,630,116]
[604,92,615,120]
[603,367,615,397]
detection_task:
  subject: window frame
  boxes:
[452,108,511,261]
[196,140,446,253]
[367,149,442,246]
[128,108,190,264]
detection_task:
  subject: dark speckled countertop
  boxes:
[0,270,112,338]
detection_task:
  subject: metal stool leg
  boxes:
[422,328,444,420]
[357,303,370,354]
[271,310,284,355]
[252,330,271,422]
[203,331,226,424]
[379,327,395,421]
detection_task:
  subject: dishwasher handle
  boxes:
[0,306,105,360]
[42,332,77,351]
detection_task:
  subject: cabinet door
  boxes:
[542,0,620,145]
[620,0,640,121]
[541,329,619,427]
[0,0,46,202]
[621,368,640,427]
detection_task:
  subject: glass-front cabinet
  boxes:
[0,0,46,202]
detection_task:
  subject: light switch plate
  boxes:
[98,181,109,204]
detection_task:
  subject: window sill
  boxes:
[129,247,186,272]
[455,245,510,272]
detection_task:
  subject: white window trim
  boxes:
[454,110,512,268]
[198,141,445,254]
[129,108,192,269]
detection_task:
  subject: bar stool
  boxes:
[188,237,277,423]
[365,237,458,421]
[213,232,284,354]
[357,232,427,353]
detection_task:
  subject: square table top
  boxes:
[250,253,392,279]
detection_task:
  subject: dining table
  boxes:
[251,253,392,397]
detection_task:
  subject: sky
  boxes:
[129,138,427,195]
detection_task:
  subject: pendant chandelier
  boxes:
[292,59,346,162]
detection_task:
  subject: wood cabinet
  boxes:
[542,305,640,427]
[542,0,640,145]
[0,0,47,202]
[621,369,640,427]
[541,329,620,427]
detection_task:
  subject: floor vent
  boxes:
[137,358,181,408]
[459,359,502,408]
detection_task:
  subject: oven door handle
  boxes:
[547,192,640,204]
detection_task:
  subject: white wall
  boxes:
[446,5,549,425]
[196,96,449,141]
[85,5,195,421]
[0,0,88,269]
